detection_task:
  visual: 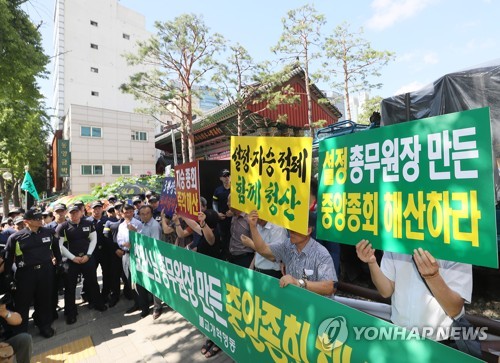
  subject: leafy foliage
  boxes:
[0,0,50,215]
[91,175,166,200]
[272,4,327,128]
[121,13,225,162]
[324,22,395,120]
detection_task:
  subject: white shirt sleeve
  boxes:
[59,237,75,260]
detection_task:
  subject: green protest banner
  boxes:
[317,108,498,268]
[130,232,480,363]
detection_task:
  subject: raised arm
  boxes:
[356,240,394,298]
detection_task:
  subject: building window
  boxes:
[90,20,98,27]
[122,33,130,40]
[90,67,98,73]
[81,165,103,175]
[90,43,98,49]
[112,165,131,175]
[91,91,99,96]
[81,126,102,138]
[131,131,147,141]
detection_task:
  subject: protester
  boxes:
[116,204,146,317]
[355,240,472,341]
[248,217,287,279]
[136,205,163,320]
[309,177,341,277]
[227,195,253,268]
[182,209,223,358]
[4,209,61,337]
[241,211,337,298]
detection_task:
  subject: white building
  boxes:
[52,0,155,194]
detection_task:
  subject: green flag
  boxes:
[21,171,40,201]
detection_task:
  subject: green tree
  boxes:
[0,0,50,215]
[272,4,327,129]
[324,22,394,120]
[0,0,48,104]
[214,45,300,135]
[357,96,383,125]
[0,103,50,215]
[121,13,225,162]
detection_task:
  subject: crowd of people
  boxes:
[0,167,477,360]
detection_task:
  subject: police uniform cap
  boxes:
[148,196,159,203]
[106,205,115,212]
[114,200,124,208]
[8,208,22,217]
[107,195,117,201]
[90,201,103,209]
[1,218,11,226]
[67,205,80,213]
[13,216,24,225]
[54,203,67,211]
[24,209,43,220]
[145,191,153,197]
[73,200,84,207]
[220,169,230,177]
[132,197,142,204]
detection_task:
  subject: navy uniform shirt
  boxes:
[213,185,230,214]
[56,219,95,256]
[5,227,61,273]
[103,218,123,252]
[86,215,108,250]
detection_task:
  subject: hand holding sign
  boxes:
[413,248,439,279]
[355,240,377,265]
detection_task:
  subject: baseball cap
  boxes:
[148,196,159,203]
[73,200,84,207]
[107,195,117,201]
[132,197,142,204]
[220,169,230,177]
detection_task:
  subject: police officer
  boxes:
[4,209,61,338]
[46,203,67,321]
[103,201,129,306]
[85,201,110,304]
[56,204,107,325]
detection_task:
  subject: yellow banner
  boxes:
[230,136,312,234]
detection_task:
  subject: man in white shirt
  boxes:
[249,215,288,279]
[356,239,472,341]
[116,204,145,317]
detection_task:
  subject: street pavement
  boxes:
[29,277,233,363]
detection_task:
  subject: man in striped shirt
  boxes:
[241,211,337,299]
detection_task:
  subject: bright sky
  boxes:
[25,0,500,105]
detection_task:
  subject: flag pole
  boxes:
[24,165,29,210]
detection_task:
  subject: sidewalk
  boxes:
[30,283,233,362]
